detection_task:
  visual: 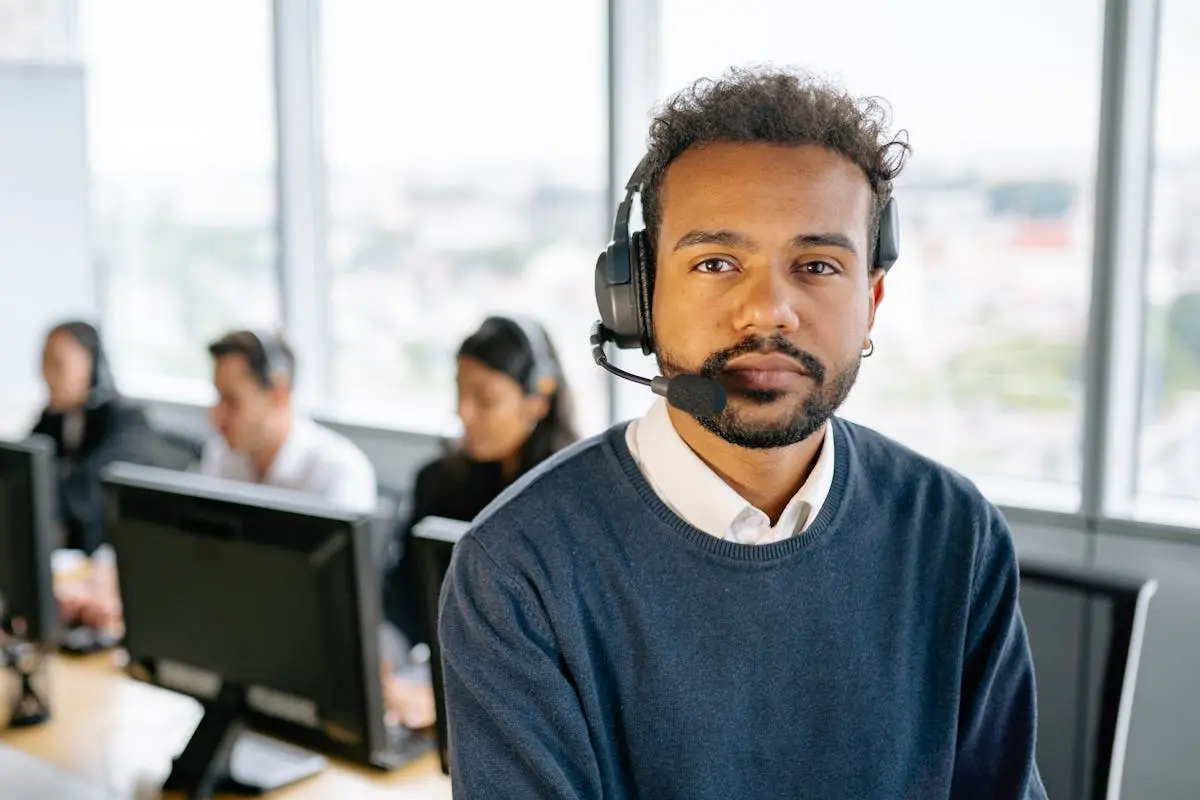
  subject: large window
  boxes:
[322,1,607,434]
[0,0,75,61]
[1136,0,1200,525]
[82,1,278,399]
[655,0,1102,508]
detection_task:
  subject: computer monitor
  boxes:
[101,462,431,798]
[409,515,471,776]
[0,435,58,727]
[0,436,58,645]
[1020,558,1157,800]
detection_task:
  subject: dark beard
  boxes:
[657,332,860,449]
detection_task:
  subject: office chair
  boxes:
[1020,558,1158,800]
[147,428,206,471]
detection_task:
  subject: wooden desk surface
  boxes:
[0,653,452,799]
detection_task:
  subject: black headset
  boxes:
[247,330,293,389]
[483,315,557,396]
[593,158,901,356]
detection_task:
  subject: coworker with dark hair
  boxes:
[32,321,156,637]
[403,314,578,537]
[32,320,155,555]
[381,315,578,727]
[440,69,1046,798]
[200,329,377,513]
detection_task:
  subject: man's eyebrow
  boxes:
[671,229,859,255]
[672,229,758,253]
[791,233,858,254]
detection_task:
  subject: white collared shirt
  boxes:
[625,399,835,544]
[199,415,378,514]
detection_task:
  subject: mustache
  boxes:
[700,334,826,383]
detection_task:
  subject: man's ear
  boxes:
[268,374,293,408]
[867,268,887,331]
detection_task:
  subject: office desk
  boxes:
[1,653,452,799]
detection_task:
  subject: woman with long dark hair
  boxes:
[381,315,579,727]
[435,314,578,494]
[32,320,156,555]
[31,320,159,642]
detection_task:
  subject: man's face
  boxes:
[210,354,280,454]
[652,142,884,449]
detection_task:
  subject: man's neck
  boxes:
[251,410,293,482]
[665,406,827,525]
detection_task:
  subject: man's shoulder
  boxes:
[304,420,375,476]
[836,417,1001,527]
[836,417,1014,583]
[839,417,987,492]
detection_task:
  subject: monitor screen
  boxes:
[409,515,470,776]
[0,436,58,644]
[102,462,406,790]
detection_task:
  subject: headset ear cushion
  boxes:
[632,231,655,354]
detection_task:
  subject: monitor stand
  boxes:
[163,684,325,800]
[1,641,51,727]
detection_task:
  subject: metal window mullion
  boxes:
[272,0,330,410]
[607,0,661,424]
[1081,0,1161,525]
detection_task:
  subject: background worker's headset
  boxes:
[591,156,901,418]
[477,315,559,397]
[246,330,294,390]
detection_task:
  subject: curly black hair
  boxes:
[640,67,911,268]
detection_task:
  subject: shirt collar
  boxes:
[631,399,836,541]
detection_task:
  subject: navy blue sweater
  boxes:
[440,419,1046,799]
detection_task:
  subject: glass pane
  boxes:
[0,0,76,62]
[323,1,607,434]
[1136,0,1200,526]
[655,0,1102,508]
[82,1,278,399]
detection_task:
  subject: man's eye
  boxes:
[693,258,736,274]
[801,261,837,275]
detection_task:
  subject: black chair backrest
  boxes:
[1020,558,1157,800]
[373,482,410,571]
[145,428,206,471]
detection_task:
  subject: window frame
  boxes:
[120,0,1195,537]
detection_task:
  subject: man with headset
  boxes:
[439,68,1046,798]
[200,329,377,513]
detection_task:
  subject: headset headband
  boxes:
[247,329,291,389]
[497,315,557,396]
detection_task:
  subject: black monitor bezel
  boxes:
[409,515,470,776]
[0,435,59,645]
[101,461,394,769]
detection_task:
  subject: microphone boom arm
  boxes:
[585,321,705,410]
[591,323,652,388]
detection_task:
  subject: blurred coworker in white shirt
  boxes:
[199,329,377,513]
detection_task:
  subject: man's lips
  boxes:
[722,354,810,390]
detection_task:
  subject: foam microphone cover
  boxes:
[666,375,727,418]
